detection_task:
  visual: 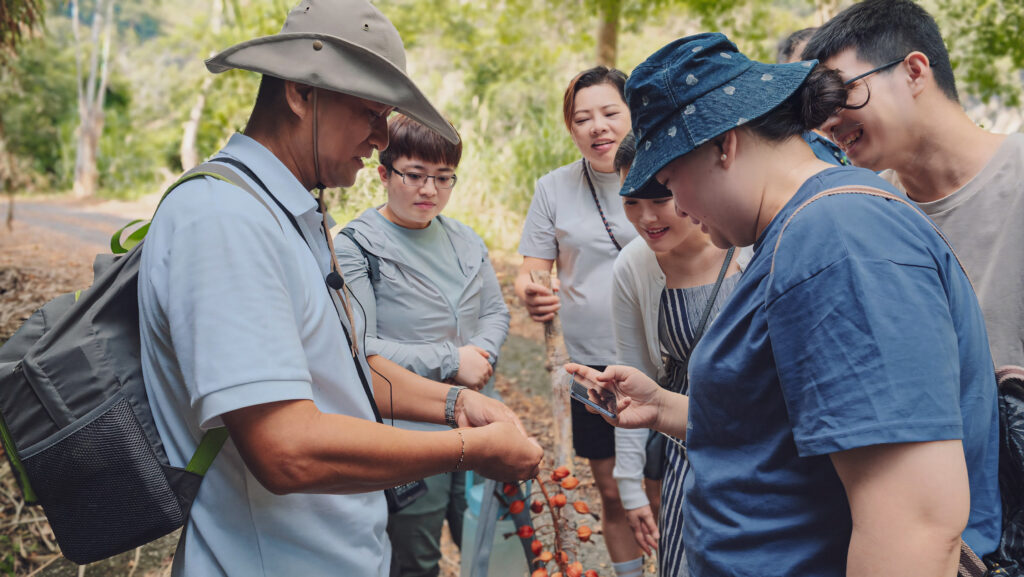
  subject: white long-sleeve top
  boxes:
[611,238,750,509]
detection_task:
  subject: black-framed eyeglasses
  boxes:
[843,57,907,86]
[388,166,458,190]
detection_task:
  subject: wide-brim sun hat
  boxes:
[205,0,459,144]
[621,32,815,197]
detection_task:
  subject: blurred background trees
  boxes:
[0,0,1020,248]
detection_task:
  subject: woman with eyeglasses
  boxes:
[569,33,1000,576]
[336,114,511,577]
[514,66,645,577]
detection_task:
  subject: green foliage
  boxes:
[0,23,78,188]
[930,0,1024,106]
[1,0,1020,247]
[0,0,45,66]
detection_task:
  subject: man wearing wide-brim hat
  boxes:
[137,1,543,575]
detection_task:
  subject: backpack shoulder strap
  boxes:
[110,162,285,254]
[338,227,381,283]
[769,184,971,287]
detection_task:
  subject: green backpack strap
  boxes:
[110,162,281,254]
[186,427,230,475]
[110,160,284,474]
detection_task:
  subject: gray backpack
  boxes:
[0,162,276,564]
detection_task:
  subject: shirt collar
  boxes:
[218,133,320,220]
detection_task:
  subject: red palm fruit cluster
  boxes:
[560,476,580,490]
[517,525,535,539]
[577,526,592,542]
[510,500,525,514]
[531,500,545,513]
[551,466,571,481]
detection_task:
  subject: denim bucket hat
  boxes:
[620,32,816,196]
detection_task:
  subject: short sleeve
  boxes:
[518,177,558,259]
[158,183,314,428]
[765,202,964,457]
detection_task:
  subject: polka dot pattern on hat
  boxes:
[684,104,696,115]
[686,74,699,85]
[720,52,732,59]
[667,126,677,137]
[761,73,773,81]
[723,86,736,95]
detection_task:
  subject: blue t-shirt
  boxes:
[682,166,1001,576]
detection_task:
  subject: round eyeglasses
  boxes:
[389,167,458,190]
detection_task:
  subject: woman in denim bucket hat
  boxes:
[568,33,1001,576]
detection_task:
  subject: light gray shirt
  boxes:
[139,134,389,577]
[518,160,638,365]
[885,133,1024,369]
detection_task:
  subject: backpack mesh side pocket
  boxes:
[21,395,192,564]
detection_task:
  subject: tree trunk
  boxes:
[596,0,621,68]
[179,0,223,171]
[530,269,574,470]
[0,114,13,230]
[71,0,114,199]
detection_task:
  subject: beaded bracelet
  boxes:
[454,430,466,471]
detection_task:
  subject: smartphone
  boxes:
[569,375,617,419]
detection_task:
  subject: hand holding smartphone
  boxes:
[569,374,617,419]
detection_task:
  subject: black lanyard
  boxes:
[212,156,385,426]
[581,159,622,252]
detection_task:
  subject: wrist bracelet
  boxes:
[454,430,465,471]
[445,385,466,429]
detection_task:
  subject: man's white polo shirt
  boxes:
[139,133,390,576]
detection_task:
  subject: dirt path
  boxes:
[0,196,638,577]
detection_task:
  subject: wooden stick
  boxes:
[529,270,573,470]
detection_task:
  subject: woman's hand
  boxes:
[624,505,660,555]
[454,345,493,390]
[565,364,667,431]
[521,277,561,322]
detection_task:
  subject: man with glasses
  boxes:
[138,2,542,575]
[805,0,1024,375]
[336,113,511,577]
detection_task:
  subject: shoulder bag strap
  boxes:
[770,184,970,286]
[339,227,381,283]
[675,246,735,393]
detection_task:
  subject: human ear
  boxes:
[719,130,738,169]
[904,52,931,98]
[377,164,389,184]
[284,81,314,120]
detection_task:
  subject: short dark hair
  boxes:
[777,27,817,64]
[245,75,290,133]
[562,66,628,131]
[378,113,462,169]
[802,0,959,102]
[614,131,637,175]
